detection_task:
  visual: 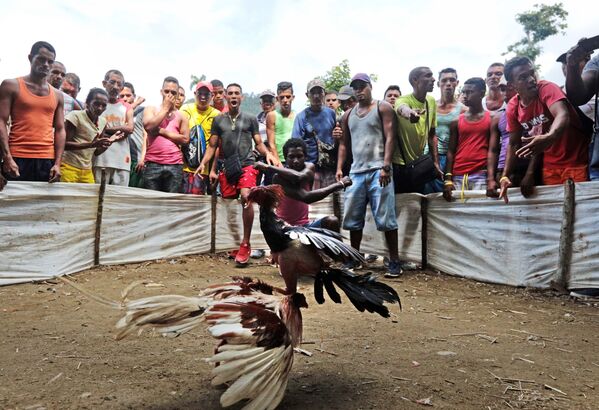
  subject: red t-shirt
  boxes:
[453,111,491,175]
[506,80,589,169]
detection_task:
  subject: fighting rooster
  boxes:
[248,184,401,317]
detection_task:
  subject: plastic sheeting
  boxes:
[2,181,599,289]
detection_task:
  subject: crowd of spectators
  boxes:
[1,40,598,276]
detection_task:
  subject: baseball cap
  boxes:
[350,73,372,87]
[338,85,355,101]
[259,89,276,98]
[306,78,325,92]
[195,81,214,93]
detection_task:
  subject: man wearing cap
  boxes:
[256,89,276,182]
[292,78,338,188]
[180,81,221,194]
[482,63,506,115]
[338,85,357,113]
[566,40,599,181]
[336,73,403,277]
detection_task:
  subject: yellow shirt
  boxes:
[180,103,220,174]
[392,94,437,165]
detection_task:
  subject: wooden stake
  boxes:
[94,169,107,266]
[552,179,575,293]
[210,191,217,254]
[332,191,341,222]
[420,196,428,269]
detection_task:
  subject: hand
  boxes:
[194,162,206,176]
[162,93,176,111]
[134,96,146,106]
[516,134,554,158]
[335,169,343,182]
[379,168,391,187]
[566,38,590,69]
[332,123,342,140]
[442,181,454,202]
[520,174,535,198]
[265,153,277,166]
[340,176,352,188]
[0,173,6,191]
[135,159,145,173]
[2,156,20,178]
[435,164,444,180]
[498,176,512,204]
[486,179,499,198]
[92,133,111,148]
[409,111,422,124]
[209,170,218,186]
[48,164,61,183]
[254,161,268,172]
[109,130,125,143]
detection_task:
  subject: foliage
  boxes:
[318,59,378,92]
[504,3,568,63]
[240,93,262,116]
[189,74,207,91]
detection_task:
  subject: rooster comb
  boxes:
[247,185,285,209]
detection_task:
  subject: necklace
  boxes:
[227,112,241,130]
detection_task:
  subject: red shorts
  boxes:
[542,165,588,185]
[219,165,259,199]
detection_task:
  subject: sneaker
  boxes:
[250,249,265,259]
[343,260,363,271]
[383,257,418,271]
[364,254,378,263]
[235,243,251,266]
[384,260,403,278]
[227,249,238,259]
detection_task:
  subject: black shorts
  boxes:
[4,157,54,182]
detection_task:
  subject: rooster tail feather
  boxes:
[58,275,120,309]
[115,294,208,340]
[316,269,401,317]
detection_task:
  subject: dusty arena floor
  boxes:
[1,254,598,410]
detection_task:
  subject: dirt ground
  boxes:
[1,254,598,410]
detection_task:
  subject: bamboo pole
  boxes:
[93,169,107,266]
[210,191,217,254]
[552,179,575,293]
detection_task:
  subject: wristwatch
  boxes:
[381,165,391,172]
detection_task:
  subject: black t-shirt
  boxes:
[211,112,259,167]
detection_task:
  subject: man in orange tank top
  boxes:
[0,41,65,188]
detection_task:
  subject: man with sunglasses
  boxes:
[141,76,189,193]
[92,69,134,186]
[180,81,220,194]
[482,63,506,115]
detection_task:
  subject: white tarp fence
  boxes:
[1,181,597,289]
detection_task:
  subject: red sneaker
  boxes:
[227,249,238,259]
[235,243,251,266]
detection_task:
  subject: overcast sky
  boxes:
[0,0,596,108]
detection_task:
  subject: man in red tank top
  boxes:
[0,41,65,188]
[443,78,496,201]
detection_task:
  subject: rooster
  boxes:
[59,185,400,410]
[248,184,400,317]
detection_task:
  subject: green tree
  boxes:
[240,92,262,116]
[189,74,206,92]
[504,3,568,63]
[318,59,378,91]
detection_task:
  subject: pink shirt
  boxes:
[276,181,310,226]
[145,110,184,165]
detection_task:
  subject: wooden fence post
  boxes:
[94,169,107,266]
[210,191,217,254]
[420,195,428,270]
[552,179,575,293]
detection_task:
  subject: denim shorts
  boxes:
[342,168,398,231]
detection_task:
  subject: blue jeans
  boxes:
[342,169,398,231]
